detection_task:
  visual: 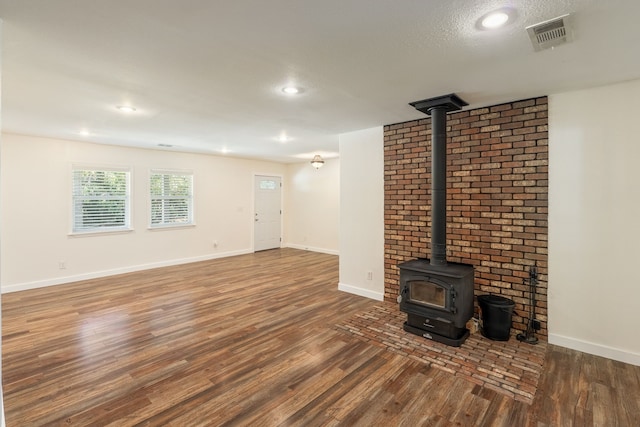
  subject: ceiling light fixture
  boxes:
[481,11,510,29]
[116,105,137,113]
[310,154,325,169]
[78,129,90,136]
[282,86,301,95]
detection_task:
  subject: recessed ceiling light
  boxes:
[282,86,301,95]
[481,11,510,29]
[116,105,137,113]
[78,129,91,136]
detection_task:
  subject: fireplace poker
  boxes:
[517,266,539,344]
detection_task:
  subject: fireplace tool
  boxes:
[517,266,539,344]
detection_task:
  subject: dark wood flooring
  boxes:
[2,249,639,426]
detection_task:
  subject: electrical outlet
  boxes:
[366,271,373,281]
[58,261,66,270]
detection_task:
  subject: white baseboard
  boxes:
[549,333,640,367]
[284,243,339,256]
[338,282,384,301]
[1,249,253,294]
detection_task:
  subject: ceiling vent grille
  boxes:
[526,14,573,52]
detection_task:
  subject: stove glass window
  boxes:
[408,280,446,309]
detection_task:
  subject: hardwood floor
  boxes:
[2,249,639,426]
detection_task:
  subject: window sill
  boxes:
[148,223,196,231]
[69,228,134,238]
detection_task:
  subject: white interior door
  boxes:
[254,175,282,251]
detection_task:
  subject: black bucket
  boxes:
[477,294,515,341]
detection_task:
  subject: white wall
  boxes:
[0,19,6,427]
[338,127,384,301]
[0,133,287,292]
[284,159,339,255]
[549,78,640,366]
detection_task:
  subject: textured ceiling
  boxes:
[1,0,639,163]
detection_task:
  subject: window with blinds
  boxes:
[72,168,131,233]
[150,171,193,228]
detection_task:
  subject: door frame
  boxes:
[252,173,284,252]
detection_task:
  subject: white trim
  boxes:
[284,243,339,256]
[549,333,640,367]
[68,227,134,237]
[0,249,253,294]
[147,224,196,231]
[71,162,131,172]
[338,282,384,301]
[149,167,194,175]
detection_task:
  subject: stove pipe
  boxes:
[409,94,468,266]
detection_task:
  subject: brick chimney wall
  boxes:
[384,97,548,338]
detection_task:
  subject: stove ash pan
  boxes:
[398,259,474,346]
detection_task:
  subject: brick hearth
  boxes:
[336,303,546,404]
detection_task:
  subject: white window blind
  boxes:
[150,171,193,228]
[72,168,131,233]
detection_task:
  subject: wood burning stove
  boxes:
[398,94,475,347]
[399,259,474,346]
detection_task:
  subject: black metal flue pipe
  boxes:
[409,94,468,267]
[429,105,448,266]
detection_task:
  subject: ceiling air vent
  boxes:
[526,14,573,52]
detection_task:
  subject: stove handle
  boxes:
[450,288,457,314]
[397,286,408,304]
